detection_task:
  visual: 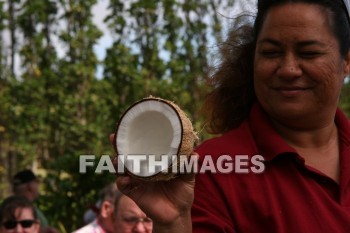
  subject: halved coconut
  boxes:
[114,96,197,181]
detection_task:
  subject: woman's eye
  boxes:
[259,50,282,57]
[299,51,322,58]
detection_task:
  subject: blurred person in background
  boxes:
[12,170,59,233]
[82,200,100,225]
[0,195,40,233]
[113,193,152,233]
[73,183,118,233]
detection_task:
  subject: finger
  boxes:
[191,152,199,156]
[112,155,128,176]
[109,133,115,146]
[110,133,118,155]
[116,176,143,199]
[116,176,133,196]
[116,175,132,191]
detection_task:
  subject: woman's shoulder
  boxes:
[195,120,256,157]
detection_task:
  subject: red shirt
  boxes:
[193,104,350,233]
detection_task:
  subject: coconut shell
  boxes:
[114,96,198,181]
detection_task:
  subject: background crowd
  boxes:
[0,169,152,233]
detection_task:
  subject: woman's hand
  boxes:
[110,134,195,233]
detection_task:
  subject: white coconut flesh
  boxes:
[116,100,183,177]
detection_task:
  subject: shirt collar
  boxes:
[248,103,296,161]
[248,103,350,161]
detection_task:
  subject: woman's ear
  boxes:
[343,50,350,77]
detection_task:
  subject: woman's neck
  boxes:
[270,118,338,149]
[271,118,340,182]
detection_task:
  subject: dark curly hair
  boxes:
[202,0,350,134]
[0,195,37,223]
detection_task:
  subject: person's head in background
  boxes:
[12,170,39,202]
[113,194,152,233]
[0,196,40,233]
[96,183,119,233]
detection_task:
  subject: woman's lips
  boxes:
[272,86,311,97]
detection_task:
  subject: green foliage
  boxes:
[340,80,350,117]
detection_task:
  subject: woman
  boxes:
[0,196,40,233]
[113,0,350,232]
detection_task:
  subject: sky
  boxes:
[92,0,113,78]
[92,0,113,64]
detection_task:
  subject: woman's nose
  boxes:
[276,53,302,80]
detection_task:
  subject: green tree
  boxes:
[340,80,350,116]
[38,0,107,231]
[0,0,9,197]
[104,0,236,134]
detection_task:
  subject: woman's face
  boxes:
[254,3,350,128]
[0,207,39,233]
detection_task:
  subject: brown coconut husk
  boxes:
[113,96,198,181]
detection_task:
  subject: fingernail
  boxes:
[119,176,131,184]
